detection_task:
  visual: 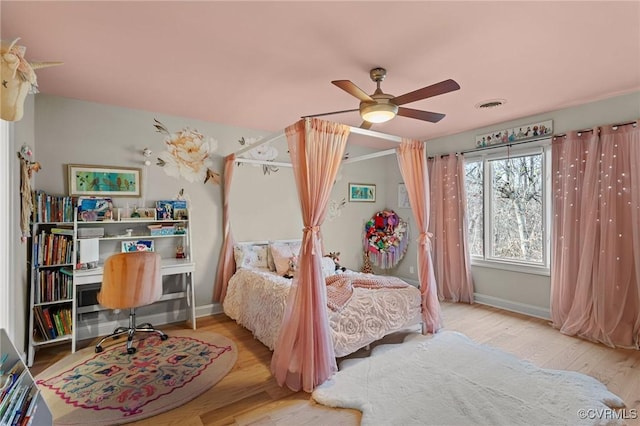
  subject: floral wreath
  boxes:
[363,210,409,269]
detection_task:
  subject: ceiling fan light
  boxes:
[360,103,398,123]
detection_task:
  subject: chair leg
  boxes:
[95,308,168,354]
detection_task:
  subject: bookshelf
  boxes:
[27,221,75,365]
[0,328,53,425]
[27,195,196,366]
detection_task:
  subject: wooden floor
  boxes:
[30,302,640,425]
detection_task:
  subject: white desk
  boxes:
[71,258,196,352]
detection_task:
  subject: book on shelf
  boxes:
[32,190,76,223]
[40,308,57,340]
[50,226,73,236]
[32,308,48,342]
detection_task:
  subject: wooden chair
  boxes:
[94,251,168,354]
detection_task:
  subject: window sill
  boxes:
[470,258,550,276]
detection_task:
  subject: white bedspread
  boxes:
[223,269,422,357]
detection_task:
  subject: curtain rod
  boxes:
[427,120,638,159]
[452,134,552,157]
[553,120,638,138]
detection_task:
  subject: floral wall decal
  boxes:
[153,119,220,185]
[237,136,279,175]
[327,197,346,221]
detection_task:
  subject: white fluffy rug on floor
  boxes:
[312,331,625,425]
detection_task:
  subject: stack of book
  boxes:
[32,306,72,341]
[0,357,40,425]
[32,230,74,267]
[32,190,76,223]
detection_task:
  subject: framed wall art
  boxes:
[348,183,376,202]
[68,164,141,197]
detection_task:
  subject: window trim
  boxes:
[465,139,551,276]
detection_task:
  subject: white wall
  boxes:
[32,95,265,309]
[384,91,640,318]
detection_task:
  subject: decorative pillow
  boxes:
[321,256,336,279]
[234,244,269,270]
[270,243,299,275]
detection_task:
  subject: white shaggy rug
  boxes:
[312,331,625,425]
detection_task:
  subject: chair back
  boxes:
[97,252,162,310]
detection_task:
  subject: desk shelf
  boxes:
[27,206,197,367]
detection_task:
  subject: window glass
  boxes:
[464,146,548,272]
[489,154,543,263]
[464,160,483,257]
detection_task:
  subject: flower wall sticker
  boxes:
[237,136,279,175]
[327,198,346,221]
[154,119,220,185]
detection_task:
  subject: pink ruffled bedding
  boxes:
[325,274,411,311]
[223,269,422,357]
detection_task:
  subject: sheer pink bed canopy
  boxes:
[214,117,442,392]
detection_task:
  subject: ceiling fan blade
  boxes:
[302,108,359,119]
[397,107,446,123]
[360,121,373,130]
[391,79,460,106]
[332,80,374,102]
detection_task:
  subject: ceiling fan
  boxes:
[305,67,460,129]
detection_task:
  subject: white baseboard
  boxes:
[473,293,551,320]
[196,303,224,317]
[394,276,551,321]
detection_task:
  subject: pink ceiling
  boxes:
[2,1,639,142]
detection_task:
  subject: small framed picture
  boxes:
[121,240,154,252]
[348,183,376,202]
[130,207,156,220]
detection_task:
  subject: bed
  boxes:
[223,241,422,357]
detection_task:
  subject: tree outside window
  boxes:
[464,148,548,270]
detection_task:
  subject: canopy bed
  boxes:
[214,118,442,392]
[223,242,421,357]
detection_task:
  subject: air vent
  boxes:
[475,99,506,109]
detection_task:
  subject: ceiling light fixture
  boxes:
[360,102,398,123]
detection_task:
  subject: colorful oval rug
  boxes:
[35,330,237,425]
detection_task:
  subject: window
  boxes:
[464,144,550,274]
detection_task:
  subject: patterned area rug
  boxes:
[35,330,237,425]
[313,331,626,425]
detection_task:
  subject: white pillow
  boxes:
[270,243,300,275]
[321,256,336,279]
[234,244,269,270]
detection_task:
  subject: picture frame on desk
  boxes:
[129,207,156,220]
[156,200,188,220]
[68,164,142,197]
[77,196,113,221]
[121,240,154,252]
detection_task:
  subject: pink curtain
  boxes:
[213,154,237,303]
[270,118,350,392]
[429,154,474,303]
[551,121,640,348]
[396,139,443,333]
